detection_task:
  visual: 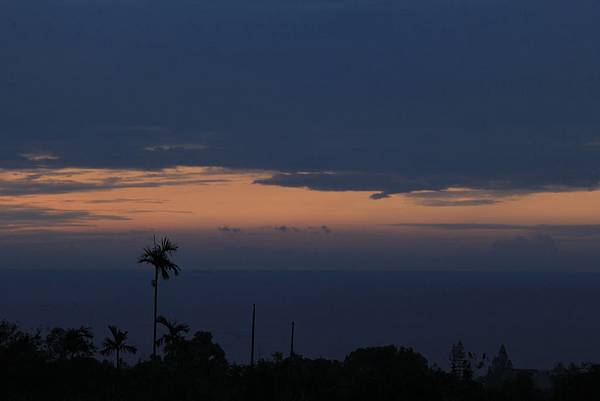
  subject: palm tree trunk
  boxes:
[250,304,256,366]
[290,321,295,358]
[116,349,120,369]
[153,266,159,358]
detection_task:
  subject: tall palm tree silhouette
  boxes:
[156,315,190,356]
[138,236,180,358]
[100,325,137,369]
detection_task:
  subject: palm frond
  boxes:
[102,325,135,357]
[156,315,189,336]
[160,237,178,254]
[123,345,137,354]
[138,237,180,280]
[108,325,119,339]
[156,315,169,328]
[101,338,117,355]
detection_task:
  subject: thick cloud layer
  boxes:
[2,1,600,198]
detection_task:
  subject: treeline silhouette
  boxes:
[1,318,599,401]
[2,236,599,400]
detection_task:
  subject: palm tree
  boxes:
[138,236,180,358]
[100,325,137,369]
[156,315,190,357]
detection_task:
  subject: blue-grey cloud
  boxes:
[218,225,332,235]
[0,205,129,230]
[218,226,242,234]
[391,223,600,237]
[258,225,333,234]
[0,170,227,196]
[272,225,302,233]
[2,0,600,197]
[82,198,166,204]
[415,199,499,207]
[255,172,595,202]
[255,172,450,197]
[143,143,209,152]
[20,153,60,162]
[311,225,332,234]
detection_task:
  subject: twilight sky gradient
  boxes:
[2,0,600,270]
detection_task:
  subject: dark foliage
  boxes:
[0,320,596,401]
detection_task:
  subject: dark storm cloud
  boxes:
[2,0,600,198]
[254,172,447,198]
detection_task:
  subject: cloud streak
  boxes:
[20,153,60,162]
[391,223,600,236]
[143,143,209,152]
[0,168,229,197]
[255,172,590,205]
[267,225,333,234]
[0,204,129,231]
[218,226,242,234]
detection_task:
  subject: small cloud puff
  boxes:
[143,143,208,152]
[273,225,301,233]
[218,226,242,234]
[270,225,332,234]
[20,153,60,162]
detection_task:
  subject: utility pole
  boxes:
[290,321,295,358]
[152,234,157,359]
[250,304,256,366]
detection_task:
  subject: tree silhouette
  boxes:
[449,341,472,381]
[156,315,189,357]
[3,319,598,401]
[487,344,514,385]
[138,236,180,358]
[46,326,95,360]
[100,325,137,369]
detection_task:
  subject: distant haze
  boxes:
[2,270,599,369]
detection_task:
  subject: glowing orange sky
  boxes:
[2,166,600,249]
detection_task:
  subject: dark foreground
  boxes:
[1,320,598,401]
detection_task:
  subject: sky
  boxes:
[2,0,600,270]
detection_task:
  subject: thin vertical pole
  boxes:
[152,235,158,359]
[152,267,158,358]
[250,304,256,366]
[290,321,295,358]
